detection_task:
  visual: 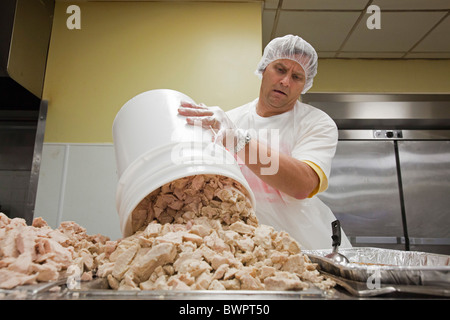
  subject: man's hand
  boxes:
[178,102,218,129]
[178,102,238,149]
[178,102,319,199]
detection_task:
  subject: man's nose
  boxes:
[280,74,290,87]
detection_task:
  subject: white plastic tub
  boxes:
[112,89,255,237]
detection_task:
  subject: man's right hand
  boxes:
[178,102,239,150]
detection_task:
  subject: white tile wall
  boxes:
[35,143,122,240]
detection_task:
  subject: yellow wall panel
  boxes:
[43,1,262,143]
[313,59,450,94]
[43,1,449,144]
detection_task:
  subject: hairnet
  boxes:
[255,35,318,94]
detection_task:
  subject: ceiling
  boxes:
[53,0,450,59]
[263,0,450,59]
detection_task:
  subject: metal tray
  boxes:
[0,278,67,299]
[65,277,332,300]
[303,247,450,295]
[320,271,450,297]
[0,277,334,300]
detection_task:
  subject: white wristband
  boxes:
[234,129,251,153]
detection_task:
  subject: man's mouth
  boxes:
[273,89,287,96]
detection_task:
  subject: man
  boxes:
[178,35,351,250]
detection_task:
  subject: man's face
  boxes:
[258,59,306,116]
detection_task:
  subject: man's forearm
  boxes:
[236,138,319,199]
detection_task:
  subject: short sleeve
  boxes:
[302,160,328,197]
[290,104,338,180]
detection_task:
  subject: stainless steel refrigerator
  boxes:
[303,94,450,254]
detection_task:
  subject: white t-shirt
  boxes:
[226,98,351,250]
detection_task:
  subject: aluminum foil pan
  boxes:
[303,247,450,287]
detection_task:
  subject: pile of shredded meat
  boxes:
[130,174,257,233]
[0,213,115,289]
[0,174,335,292]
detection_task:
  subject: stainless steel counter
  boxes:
[2,247,449,300]
[0,276,446,301]
[0,285,418,300]
[0,277,338,300]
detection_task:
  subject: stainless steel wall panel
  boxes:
[0,126,35,170]
[24,100,47,224]
[318,140,405,249]
[302,93,450,253]
[303,93,450,130]
[0,125,35,219]
[397,141,450,254]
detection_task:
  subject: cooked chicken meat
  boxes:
[101,174,335,291]
[0,174,335,292]
[0,213,114,289]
